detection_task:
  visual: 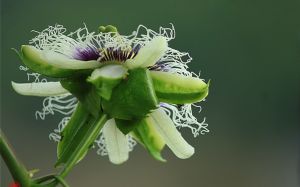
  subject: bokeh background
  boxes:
[1,0,300,186]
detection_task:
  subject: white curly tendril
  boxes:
[22,24,208,158]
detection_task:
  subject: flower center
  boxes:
[73,45,141,63]
[99,45,141,63]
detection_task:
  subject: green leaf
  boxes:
[87,64,128,100]
[102,68,158,120]
[132,117,166,162]
[18,46,91,78]
[56,103,107,174]
[150,71,209,104]
[60,76,101,117]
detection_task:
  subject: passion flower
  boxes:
[12,24,209,171]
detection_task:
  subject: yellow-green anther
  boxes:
[99,25,118,34]
[102,119,129,164]
[87,64,128,100]
[22,45,101,70]
[11,81,69,97]
[125,36,168,69]
[150,108,195,159]
[150,71,209,104]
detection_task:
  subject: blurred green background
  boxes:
[1,0,300,186]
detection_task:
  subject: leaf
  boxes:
[56,103,107,172]
[102,68,158,120]
[132,117,166,162]
[60,76,101,117]
[150,71,209,104]
[87,64,128,100]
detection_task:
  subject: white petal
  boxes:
[23,45,102,70]
[102,119,129,164]
[11,81,69,97]
[43,50,101,69]
[125,36,168,69]
[150,108,195,159]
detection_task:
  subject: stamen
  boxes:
[99,47,139,63]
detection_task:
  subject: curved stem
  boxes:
[0,129,31,187]
[0,130,70,187]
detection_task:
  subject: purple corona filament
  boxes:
[73,46,101,61]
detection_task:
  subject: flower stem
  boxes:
[0,129,31,186]
[59,113,108,178]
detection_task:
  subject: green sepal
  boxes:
[16,46,90,78]
[132,117,166,162]
[56,103,107,172]
[115,118,141,135]
[102,68,158,120]
[60,76,101,117]
[87,65,128,100]
[150,71,210,104]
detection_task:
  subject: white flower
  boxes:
[12,24,209,165]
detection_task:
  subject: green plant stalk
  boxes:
[0,129,71,187]
[0,129,31,186]
[59,113,108,178]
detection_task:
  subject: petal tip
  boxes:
[109,156,129,165]
[177,145,195,159]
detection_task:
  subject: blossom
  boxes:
[12,24,209,166]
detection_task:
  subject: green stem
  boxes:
[0,129,71,187]
[59,114,108,178]
[33,174,57,184]
[0,129,31,187]
[53,176,69,187]
[32,175,66,187]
